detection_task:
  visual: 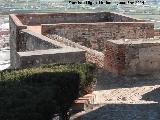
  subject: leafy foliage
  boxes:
[0,63,96,120]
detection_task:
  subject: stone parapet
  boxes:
[104,39,160,75]
[16,48,85,69]
[42,22,154,52]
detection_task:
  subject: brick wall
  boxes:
[154,29,160,36]
[42,22,154,52]
[104,39,160,75]
[104,41,126,74]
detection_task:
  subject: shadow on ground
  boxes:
[74,69,160,120]
[76,103,160,120]
[96,69,160,90]
[142,88,160,103]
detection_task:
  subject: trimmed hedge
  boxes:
[0,63,96,120]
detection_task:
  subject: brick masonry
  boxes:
[42,22,154,52]
[104,39,160,75]
[9,12,160,75]
[154,29,160,36]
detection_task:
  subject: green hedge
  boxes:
[0,63,96,120]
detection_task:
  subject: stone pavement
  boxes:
[73,69,160,120]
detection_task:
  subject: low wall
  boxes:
[16,48,86,68]
[16,12,141,25]
[46,34,104,68]
[104,39,160,75]
[42,22,154,52]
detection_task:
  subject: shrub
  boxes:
[0,63,96,120]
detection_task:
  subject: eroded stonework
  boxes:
[9,12,160,75]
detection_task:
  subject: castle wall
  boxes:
[104,39,160,75]
[42,22,154,52]
[16,48,86,69]
[9,12,154,71]
[16,12,142,25]
[19,29,61,51]
[9,14,86,69]
[154,29,160,36]
[107,12,144,22]
[9,14,27,69]
[104,41,125,74]
[46,34,104,68]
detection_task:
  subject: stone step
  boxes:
[71,93,96,113]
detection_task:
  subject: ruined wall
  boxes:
[104,39,160,75]
[42,22,154,52]
[9,14,86,69]
[107,12,144,22]
[9,12,151,70]
[154,29,160,36]
[19,29,60,51]
[16,12,141,25]
[9,14,27,69]
[104,41,126,74]
[16,48,86,69]
[46,34,104,68]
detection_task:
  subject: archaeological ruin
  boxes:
[9,12,160,75]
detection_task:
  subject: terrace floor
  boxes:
[71,70,160,120]
[27,25,41,34]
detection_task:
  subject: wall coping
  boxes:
[9,14,27,29]
[17,48,85,57]
[107,38,160,45]
[41,22,154,26]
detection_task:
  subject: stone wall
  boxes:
[16,48,86,69]
[9,12,153,70]
[16,12,142,25]
[42,22,154,52]
[9,14,86,69]
[46,34,104,68]
[104,39,160,75]
[104,41,125,74]
[9,14,27,69]
[19,29,61,51]
[154,29,160,36]
[107,12,144,22]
